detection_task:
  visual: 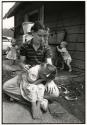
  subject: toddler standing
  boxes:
[6,38,18,65]
[57,41,72,72]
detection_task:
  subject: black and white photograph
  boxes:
[2,1,85,124]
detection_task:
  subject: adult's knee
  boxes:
[3,82,8,92]
[3,75,19,92]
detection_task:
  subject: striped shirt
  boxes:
[20,41,52,66]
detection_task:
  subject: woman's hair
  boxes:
[31,21,45,32]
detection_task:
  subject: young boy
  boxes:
[19,63,59,119]
[57,41,72,72]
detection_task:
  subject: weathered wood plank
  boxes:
[70,51,85,60]
[72,66,85,72]
[48,34,85,44]
[66,34,85,43]
[66,25,85,34]
[67,42,85,51]
[71,59,85,70]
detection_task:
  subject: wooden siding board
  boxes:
[67,43,85,51]
[66,25,85,34]
[66,34,85,43]
[60,16,84,27]
[71,59,85,70]
[47,15,85,28]
[70,51,85,60]
[72,66,85,72]
[48,34,85,45]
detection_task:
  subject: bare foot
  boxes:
[31,102,42,119]
[60,67,64,70]
[40,99,48,112]
[69,69,72,72]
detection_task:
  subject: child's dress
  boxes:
[6,45,18,60]
[60,47,72,62]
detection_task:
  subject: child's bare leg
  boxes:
[40,99,48,112]
[24,84,44,119]
[67,60,72,72]
[31,101,42,119]
[60,61,64,70]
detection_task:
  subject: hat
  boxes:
[22,22,34,34]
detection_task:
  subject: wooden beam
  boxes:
[39,5,44,25]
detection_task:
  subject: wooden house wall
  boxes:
[14,2,43,45]
[44,3,85,72]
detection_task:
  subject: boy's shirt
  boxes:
[20,41,52,66]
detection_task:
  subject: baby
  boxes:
[57,41,72,72]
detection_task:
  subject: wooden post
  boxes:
[40,5,44,25]
[24,14,28,22]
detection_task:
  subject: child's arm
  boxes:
[57,46,63,52]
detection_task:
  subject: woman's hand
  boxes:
[45,80,58,94]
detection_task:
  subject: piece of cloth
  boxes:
[20,40,52,65]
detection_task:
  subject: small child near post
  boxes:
[57,41,72,72]
[6,38,18,65]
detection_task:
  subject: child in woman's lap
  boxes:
[6,38,18,65]
[19,63,59,119]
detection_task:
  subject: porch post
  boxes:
[24,14,28,22]
[40,5,44,25]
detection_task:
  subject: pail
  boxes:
[22,22,34,34]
